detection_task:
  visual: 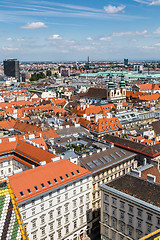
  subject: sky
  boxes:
[0,0,160,61]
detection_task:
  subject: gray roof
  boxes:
[56,126,91,137]
[61,150,77,159]
[79,146,136,173]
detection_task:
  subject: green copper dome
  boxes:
[108,74,114,89]
[120,74,126,88]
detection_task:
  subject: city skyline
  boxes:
[1,0,160,61]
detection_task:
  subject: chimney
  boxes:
[32,165,35,169]
[40,161,46,166]
[144,158,147,165]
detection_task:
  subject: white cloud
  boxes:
[86,37,93,41]
[104,5,126,14]
[111,30,147,37]
[142,46,155,49]
[21,22,47,29]
[153,27,160,34]
[150,0,160,5]
[48,34,63,40]
[99,36,112,41]
[154,43,160,46]
[2,47,19,51]
[7,37,13,41]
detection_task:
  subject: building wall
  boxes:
[100,188,160,240]
[19,175,92,240]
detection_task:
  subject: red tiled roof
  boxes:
[9,159,91,202]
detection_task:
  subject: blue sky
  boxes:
[0,0,160,61]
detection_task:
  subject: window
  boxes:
[57,229,61,238]
[32,231,37,240]
[32,208,36,216]
[57,207,61,216]
[105,204,108,212]
[57,196,60,203]
[128,227,133,237]
[50,233,54,240]
[20,191,24,197]
[105,227,108,236]
[60,176,64,180]
[71,171,75,176]
[80,216,83,225]
[80,206,83,215]
[66,174,69,178]
[27,189,31,194]
[129,205,133,213]
[120,223,124,233]
[65,193,68,200]
[104,194,109,202]
[65,225,69,234]
[48,181,52,185]
[76,170,80,174]
[112,198,117,205]
[112,218,117,228]
[104,215,108,224]
[73,209,77,218]
[157,218,160,225]
[112,207,116,217]
[120,201,125,209]
[147,224,151,233]
[34,186,38,191]
[80,187,83,192]
[32,200,35,206]
[41,204,44,211]
[138,220,142,229]
[41,183,45,188]
[49,211,54,220]
[138,209,143,218]
[112,231,116,240]
[120,211,124,221]
[22,204,25,209]
[65,203,69,213]
[54,178,58,183]
[40,215,45,225]
[49,222,54,232]
[49,200,52,207]
[73,199,77,208]
[22,212,26,220]
[32,219,36,229]
[147,214,152,221]
[65,214,69,223]
[129,216,133,224]
[57,218,61,227]
[41,226,45,236]
[79,196,83,205]
[86,203,90,210]
[73,220,77,229]
[86,193,90,201]
[73,189,76,195]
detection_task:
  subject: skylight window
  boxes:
[47,181,51,185]
[34,186,38,191]
[71,172,75,176]
[41,183,45,188]
[20,191,24,196]
[60,176,64,181]
[76,170,80,174]
[54,178,58,183]
[27,189,31,194]
[66,174,69,178]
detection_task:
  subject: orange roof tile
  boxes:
[9,159,91,202]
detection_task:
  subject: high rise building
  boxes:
[3,59,20,80]
[124,58,128,66]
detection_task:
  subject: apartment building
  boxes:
[9,159,92,240]
[99,174,160,240]
[79,144,137,239]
